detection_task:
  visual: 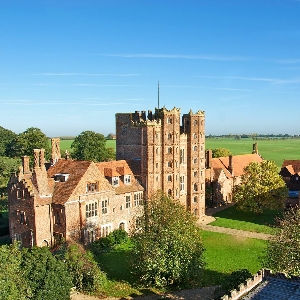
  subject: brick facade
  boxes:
[116,107,206,217]
[8,140,144,247]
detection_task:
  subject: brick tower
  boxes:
[116,107,205,217]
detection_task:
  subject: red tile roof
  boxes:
[211,154,263,179]
[47,159,91,204]
[282,160,300,173]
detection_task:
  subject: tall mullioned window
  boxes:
[180,176,185,191]
[86,202,98,218]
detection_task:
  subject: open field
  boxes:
[58,138,300,167]
[206,137,300,167]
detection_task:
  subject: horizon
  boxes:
[1,1,300,137]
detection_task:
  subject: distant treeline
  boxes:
[206,134,300,140]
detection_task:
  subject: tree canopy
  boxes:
[264,208,300,276]
[7,127,50,159]
[0,126,16,157]
[211,147,232,158]
[131,192,205,287]
[233,160,288,213]
[0,244,72,300]
[71,130,115,162]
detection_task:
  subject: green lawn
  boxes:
[206,137,300,167]
[209,206,280,234]
[95,231,266,297]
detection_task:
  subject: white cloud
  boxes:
[98,53,250,61]
[198,75,300,85]
[31,73,140,76]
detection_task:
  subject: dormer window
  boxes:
[86,182,98,193]
[112,176,119,186]
[124,175,131,185]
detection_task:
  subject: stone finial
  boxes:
[65,150,70,160]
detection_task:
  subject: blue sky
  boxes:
[1,0,300,137]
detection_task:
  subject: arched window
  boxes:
[194,183,198,191]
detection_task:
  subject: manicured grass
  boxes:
[201,231,266,286]
[206,137,300,167]
[209,206,280,234]
[95,231,267,297]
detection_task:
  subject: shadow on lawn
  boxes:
[212,205,281,227]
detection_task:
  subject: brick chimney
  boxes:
[32,149,51,196]
[252,143,258,154]
[22,156,31,174]
[33,149,40,169]
[228,155,234,176]
[51,138,61,165]
[206,150,212,169]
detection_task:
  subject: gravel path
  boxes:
[199,224,271,240]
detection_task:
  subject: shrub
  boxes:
[65,243,107,293]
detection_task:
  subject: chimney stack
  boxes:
[22,156,30,174]
[228,155,234,175]
[252,143,258,154]
[206,150,212,169]
[33,149,40,169]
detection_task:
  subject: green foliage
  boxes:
[90,229,128,254]
[71,130,115,162]
[0,156,21,188]
[131,192,205,287]
[219,269,252,295]
[22,246,72,300]
[65,243,107,293]
[0,126,16,157]
[0,243,28,300]
[211,147,232,158]
[7,127,50,160]
[0,244,72,300]
[233,160,288,213]
[264,208,300,276]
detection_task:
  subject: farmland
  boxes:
[206,137,300,167]
[59,137,300,167]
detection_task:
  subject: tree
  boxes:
[0,156,21,188]
[0,126,16,157]
[131,192,205,287]
[264,208,300,276]
[64,242,107,293]
[71,130,115,162]
[233,160,288,213]
[211,148,232,158]
[22,246,72,300]
[7,127,50,159]
[0,243,28,300]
